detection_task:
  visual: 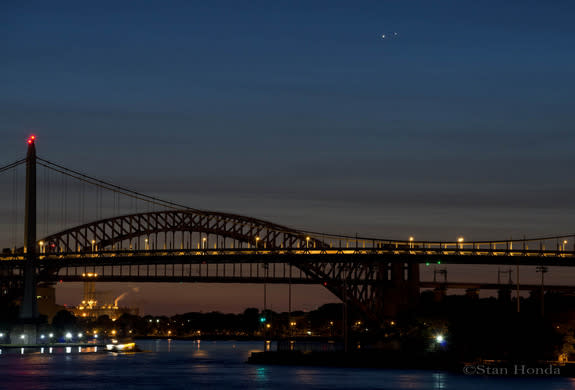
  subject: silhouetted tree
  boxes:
[241,308,260,335]
[52,310,77,330]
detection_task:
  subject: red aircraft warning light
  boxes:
[27,135,36,144]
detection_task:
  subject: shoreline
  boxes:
[0,342,106,349]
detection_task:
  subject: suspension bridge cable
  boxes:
[0,159,26,175]
[35,157,575,245]
[294,228,575,244]
[38,160,183,211]
[37,158,407,241]
[37,157,194,211]
[37,159,345,240]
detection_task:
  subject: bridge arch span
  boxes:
[41,210,315,252]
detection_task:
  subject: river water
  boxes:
[0,340,573,389]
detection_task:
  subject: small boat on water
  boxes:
[105,338,138,352]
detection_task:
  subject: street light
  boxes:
[409,236,414,249]
[435,334,446,345]
[457,237,464,250]
[255,236,260,249]
[202,237,207,249]
[306,236,310,249]
[563,240,568,252]
[91,240,96,252]
[39,241,44,254]
[145,238,149,250]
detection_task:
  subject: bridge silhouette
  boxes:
[1,136,574,324]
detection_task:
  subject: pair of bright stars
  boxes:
[381,32,399,39]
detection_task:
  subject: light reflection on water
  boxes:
[0,340,572,389]
[255,366,268,382]
[432,372,446,389]
[294,368,321,386]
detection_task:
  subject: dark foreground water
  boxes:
[0,340,573,389]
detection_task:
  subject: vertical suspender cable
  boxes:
[11,166,17,250]
[97,185,102,221]
[43,166,48,237]
[81,180,85,225]
[60,173,64,231]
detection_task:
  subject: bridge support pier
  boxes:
[433,286,447,303]
[376,262,420,319]
[407,262,420,307]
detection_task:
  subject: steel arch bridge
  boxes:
[35,209,410,319]
[2,208,575,322]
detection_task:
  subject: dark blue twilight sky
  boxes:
[1,1,575,314]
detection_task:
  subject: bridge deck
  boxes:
[2,248,575,267]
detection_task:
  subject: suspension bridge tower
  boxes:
[11,135,39,344]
